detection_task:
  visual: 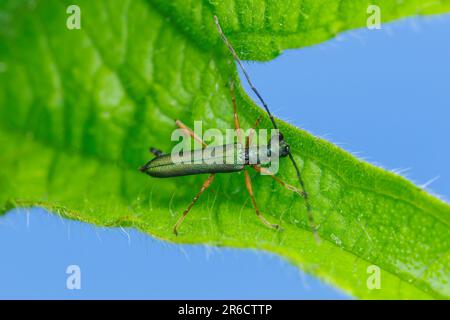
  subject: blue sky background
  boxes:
[1,14,449,299]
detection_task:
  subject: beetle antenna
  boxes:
[214,16,278,130]
[214,15,319,242]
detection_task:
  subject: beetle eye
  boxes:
[285,145,290,153]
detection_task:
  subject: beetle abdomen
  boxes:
[141,144,245,178]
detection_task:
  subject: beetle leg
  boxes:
[175,119,207,148]
[251,165,305,197]
[149,147,164,157]
[243,170,281,231]
[251,165,319,241]
[229,80,244,147]
[173,174,216,236]
[246,116,263,148]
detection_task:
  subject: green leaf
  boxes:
[1,0,449,299]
